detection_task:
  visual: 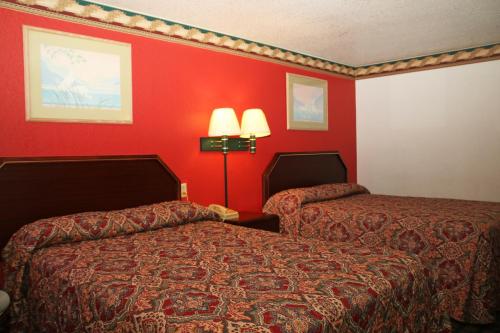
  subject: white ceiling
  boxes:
[93,0,500,67]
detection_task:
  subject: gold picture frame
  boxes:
[286,73,328,131]
[23,26,132,124]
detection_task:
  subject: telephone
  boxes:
[208,204,239,221]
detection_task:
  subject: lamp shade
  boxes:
[240,108,271,138]
[208,108,241,137]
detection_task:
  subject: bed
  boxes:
[262,151,500,325]
[0,155,450,332]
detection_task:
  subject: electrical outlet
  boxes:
[181,183,188,198]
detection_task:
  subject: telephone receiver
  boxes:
[208,204,239,221]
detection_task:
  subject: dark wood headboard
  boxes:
[0,155,180,251]
[262,151,347,203]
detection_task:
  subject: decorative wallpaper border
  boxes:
[355,44,500,78]
[1,0,499,79]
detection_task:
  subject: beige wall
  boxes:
[356,60,500,202]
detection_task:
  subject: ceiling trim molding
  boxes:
[355,44,500,78]
[0,0,356,78]
[1,0,499,79]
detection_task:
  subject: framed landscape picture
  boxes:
[286,73,328,131]
[23,26,132,123]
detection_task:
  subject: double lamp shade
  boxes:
[208,108,270,138]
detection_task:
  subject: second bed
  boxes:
[263,151,500,324]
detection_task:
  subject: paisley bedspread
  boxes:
[2,201,449,332]
[264,183,500,324]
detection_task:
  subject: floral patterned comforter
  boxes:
[2,201,450,332]
[264,183,500,324]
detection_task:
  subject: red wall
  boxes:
[0,8,356,211]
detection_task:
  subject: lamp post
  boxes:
[200,107,271,208]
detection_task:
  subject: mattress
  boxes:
[264,183,500,324]
[3,200,449,332]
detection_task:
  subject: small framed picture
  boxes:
[286,73,328,131]
[23,26,132,124]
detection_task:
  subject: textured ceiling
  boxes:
[92,0,500,67]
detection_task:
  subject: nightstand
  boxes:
[224,212,280,233]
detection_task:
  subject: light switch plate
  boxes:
[181,183,188,198]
